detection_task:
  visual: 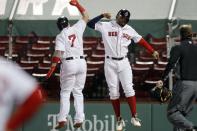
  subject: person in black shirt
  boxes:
[157,24,197,131]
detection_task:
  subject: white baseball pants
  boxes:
[57,58,87,123]
[104,58,135,100]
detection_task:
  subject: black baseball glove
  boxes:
[150,86,172,103]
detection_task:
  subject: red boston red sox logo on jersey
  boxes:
[68,34,76,47]
[108,32,131,40]
[122,33,131,40]
[108,32,118,36]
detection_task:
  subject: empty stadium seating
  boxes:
[0,35,171,100]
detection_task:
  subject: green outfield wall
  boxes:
[18,102,197,131]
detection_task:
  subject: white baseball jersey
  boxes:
[0,57,37,131]
[95,21,142,57]
[55,19,86,58]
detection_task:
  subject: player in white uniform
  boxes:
[46,0,89,129]
[87,9,159,131]
[0,57,43,131]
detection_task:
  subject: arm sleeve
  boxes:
[137,38,154,54]
[55,35,66,52]
[162,46,181,81]
[87,14,104,29]
[73,19,86,35]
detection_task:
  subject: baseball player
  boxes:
[46,0,89,129]
[0,57,43,131]
[157,24,197,131]
[87,10,159,131]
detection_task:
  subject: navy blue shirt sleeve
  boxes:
[87,14,104,29]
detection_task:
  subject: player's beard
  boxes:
[116,17,127,27]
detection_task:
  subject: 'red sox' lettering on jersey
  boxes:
[108,32,118,36]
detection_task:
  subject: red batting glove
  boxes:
[69,0,85,13]
[46,56,60,79]
[46,66,56,79]
[69,0,78,6]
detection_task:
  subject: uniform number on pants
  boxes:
[68,34,76,47]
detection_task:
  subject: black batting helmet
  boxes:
[57,16,68,31]
[116,9,130,23]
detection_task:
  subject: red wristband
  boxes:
[138,38,154,53]
[76,3,85,14]
[52,56,60,63]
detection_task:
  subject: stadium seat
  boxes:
[37,36,51,44]
[161,51,167,60]
[95,45,105,55]
[38,63,51,69]
[87,68,100,74]
[27,49,50,59]
[144,64,165,89]
[43,57,51,64]
[0,49,5,56]
[151,36,166,42]
[12,43,25,53]
[150,41,167,52]
[137,50,157,62]
[157,60,168,67]
[20,57,39,65]
[15,36,29,44]
[83,47,92,57]
[32,43,50,50]
[89,54,105,61]
[32,68,48,78]
[4,50,19,61]
[87,60,104,68]
[132,63,153,68]
[132,66,150,85]
[0,36,9,44]
[83,39,98,49]
[135,60,154,66]
[19,63,35,74]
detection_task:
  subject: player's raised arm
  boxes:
[137,38,159,59]
[69,0,89,23]
[87,13,111,29]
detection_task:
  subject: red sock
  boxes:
[126,96,137,117]
[111,99,120,119]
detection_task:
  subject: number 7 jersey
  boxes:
[55,19,86,58]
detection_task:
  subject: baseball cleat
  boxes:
[131,117,141,127]
[73,122,83,128]
[55,121,66,129]
[116,117,125,131]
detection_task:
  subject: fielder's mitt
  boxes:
[150,86,172,103]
